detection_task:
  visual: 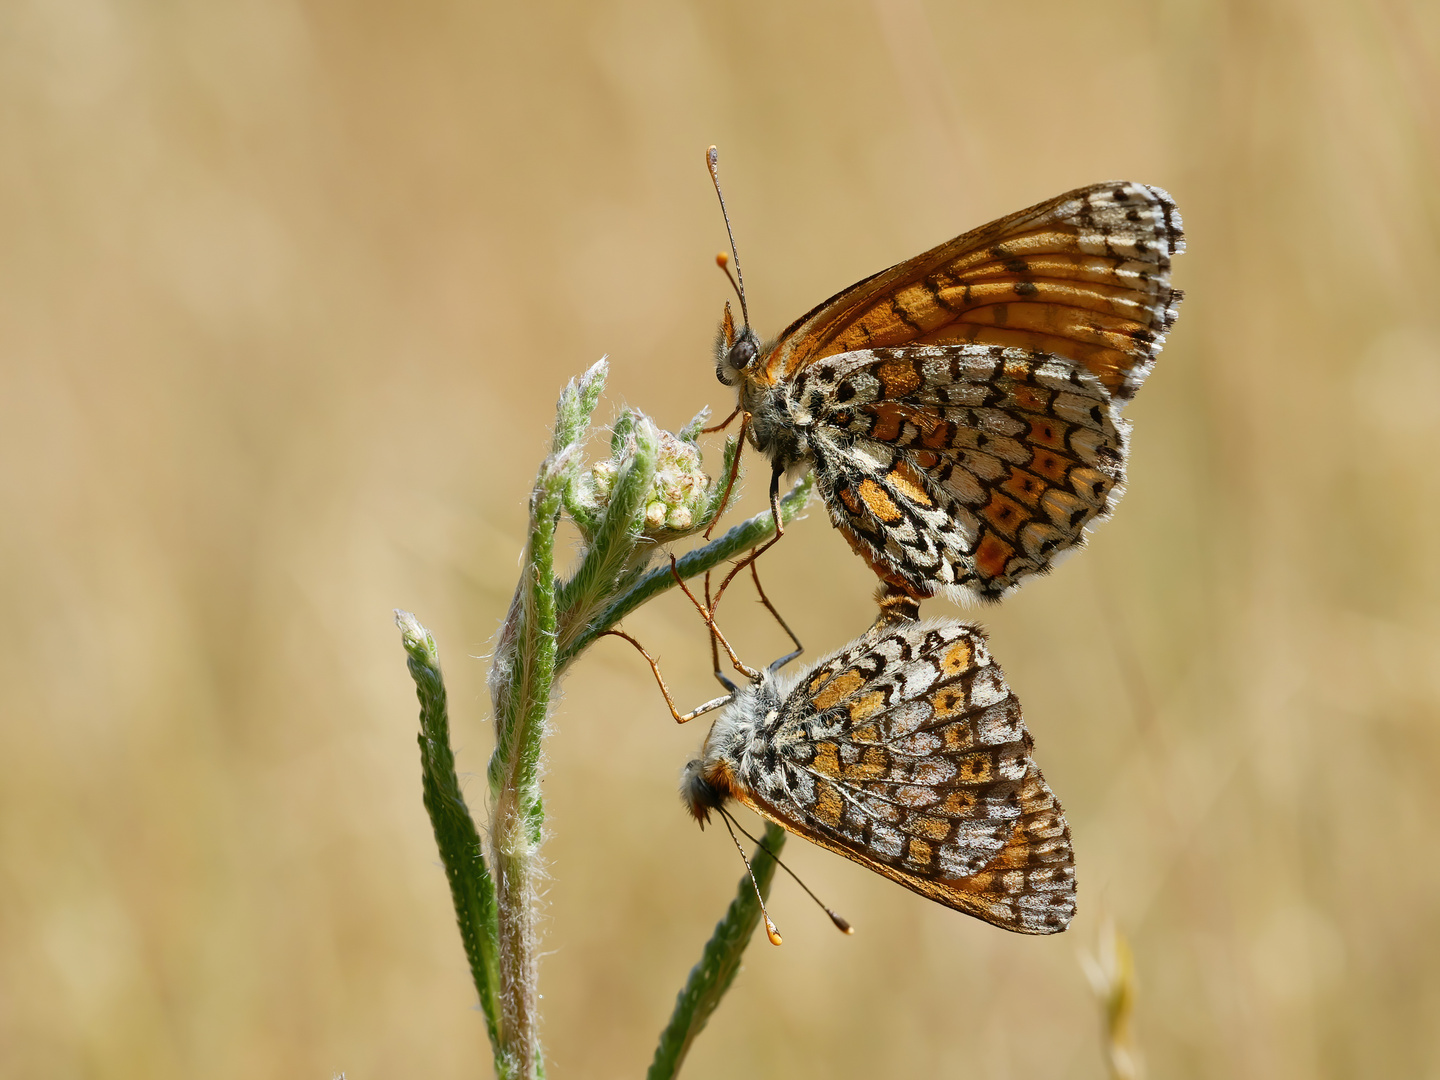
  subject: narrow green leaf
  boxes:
[646,823,788,1080]
[574,359,607,434]
[517,464,565,836]
[554,422,657,617]
[610,409,635,456]
[488,449,571,800]
[395,610,503,1061]
[562,479,601,539]
[678,406,711,444]
[552,358,609,456]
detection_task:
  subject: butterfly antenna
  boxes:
[720,807,853,935]
[707,145,751,328]
[719,811,783,945]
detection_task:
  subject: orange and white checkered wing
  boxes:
[788,344,1128,602]
[724,620,1075,934]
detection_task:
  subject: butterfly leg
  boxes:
[702,414,750,540]
[668,556,759,680]
[749,562,804,673]
[710,461,786,618]
[703,571,734,693]
[599,629,735,724]
[701,405,741,434]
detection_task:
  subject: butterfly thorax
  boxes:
[741,376,813,473]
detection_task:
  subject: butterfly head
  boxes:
[682,676,774,824]
[685,754,748,835]
[715,300,762,387]
[681,756,729,825]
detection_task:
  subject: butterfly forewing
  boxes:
[702,619,1075,934]
[760,182,1184,402]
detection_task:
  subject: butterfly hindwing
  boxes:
[789,344,1129,601]
[722,620,1075,934]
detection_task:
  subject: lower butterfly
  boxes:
[679,616,1076,935]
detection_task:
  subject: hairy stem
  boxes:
[404,357,814,1080]
[485,448,567,1079]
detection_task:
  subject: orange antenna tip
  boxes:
[716,252,730,268]
[764,917,783,946]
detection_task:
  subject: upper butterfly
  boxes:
[708,148,1184,603]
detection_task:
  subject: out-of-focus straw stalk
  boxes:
[1081,919,1144,1080]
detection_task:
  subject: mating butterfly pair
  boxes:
[667,157,1184,936]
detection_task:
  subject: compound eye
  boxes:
[729,336,758,371]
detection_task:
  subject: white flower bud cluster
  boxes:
[587,415,714,541]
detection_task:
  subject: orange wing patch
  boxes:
[811,669,866,710]
[857,478,904,524]
[938,640,973,677]
[875,357,924,397]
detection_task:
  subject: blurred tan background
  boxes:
[3,0,1438,1076]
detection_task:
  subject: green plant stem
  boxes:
[396,611,503,1057]
[403,357,814,1080]
[646,823,788,1080]
[556,473,814,669]
[485,449,568,1079]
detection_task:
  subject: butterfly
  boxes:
[707,148,1184,604]
[682,617,1076,935]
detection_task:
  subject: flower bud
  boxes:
[574,410,716,546]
